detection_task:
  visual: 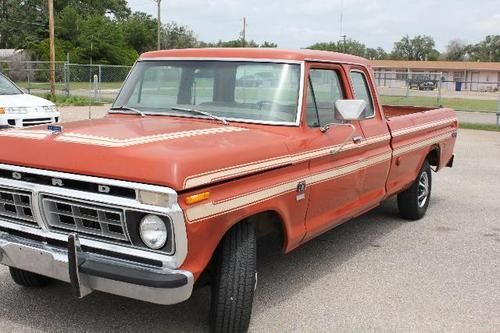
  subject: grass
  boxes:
[381,95,498,113]
[459,122,500,132]
[34,94,109,106]
[15,81,123,91]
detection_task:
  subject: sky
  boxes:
[128,0,500,51]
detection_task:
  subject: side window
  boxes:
[349,71,374,117]
[307,69,344,127]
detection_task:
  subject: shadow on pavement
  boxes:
[0,199,409,333]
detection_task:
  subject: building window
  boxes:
[453,72,464,82]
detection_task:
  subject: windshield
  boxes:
[113,60,302,124]
[0,73,23,95]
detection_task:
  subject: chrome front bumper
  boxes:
[0,231,194,305]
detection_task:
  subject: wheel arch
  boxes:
[426,144,441,169]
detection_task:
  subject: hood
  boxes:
[0,115,293,191]
[0,93,55,108]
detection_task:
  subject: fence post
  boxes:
[93,74,99,102]
[437,73,442,107]
[98,65,102,102]
[64,63,69,97]
[26,62,31,94]
[496,96,500,130]
[405,69,410,98]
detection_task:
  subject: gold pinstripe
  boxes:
[55,127,247,147]
[185,151,393,222]
[183,133,391,189]
[391,117,456,137]
[185,129,457,223]
[393,130,456,157]
[183,117,456,189]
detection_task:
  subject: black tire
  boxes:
[9,267,51,288]
[397,160,432,220]
[210,221,257,333]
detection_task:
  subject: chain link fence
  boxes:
[374,71,500,113]
[0,60,131,103]
[1,61,499,113]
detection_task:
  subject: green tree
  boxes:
[308,39,372,58]
[391,35,440,61]
[162,22,198,49]
[260,41,278,48]
[77,15,137,65]
[444,39,468,61]
[366,47,388,60]
[199,39,259,48]
[467,35,500,62]
[307,42,339,52]
[121,12,157,53]
[54,0,130,19]
[0,0,48,49]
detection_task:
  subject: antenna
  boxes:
[339,0,344,37]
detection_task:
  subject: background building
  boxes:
[371,60,500,92]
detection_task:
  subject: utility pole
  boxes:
[340,34,347,52]
[48,0,56,97]
[241,17,247,47]
[155,0,162,50]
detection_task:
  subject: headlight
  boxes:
[42,105,57,113]
[139,214,168,249]
[6,107,33,114]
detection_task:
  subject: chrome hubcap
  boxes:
[417,172,429,208]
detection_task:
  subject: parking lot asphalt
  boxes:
[0,129,499,332]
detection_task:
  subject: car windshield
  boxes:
[0,74,23,95]
[112,60,302,125]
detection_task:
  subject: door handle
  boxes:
[352,136,363,144]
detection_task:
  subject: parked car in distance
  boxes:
[0,49,457,333]
[408,75,437,90]
[0,72,60,128]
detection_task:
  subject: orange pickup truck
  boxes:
[0,49,456,332]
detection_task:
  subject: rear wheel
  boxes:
[397,160,432,220]
[9,267,51,288]
[210,221,257,333]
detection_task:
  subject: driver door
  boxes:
[302,64,367,241]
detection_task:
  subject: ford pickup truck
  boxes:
[0,49,456,332]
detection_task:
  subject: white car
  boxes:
[0,72,60,128]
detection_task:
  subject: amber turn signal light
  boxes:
[185,192,210,205]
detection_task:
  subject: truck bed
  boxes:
[382,104,457,196]
[383,105,436,119]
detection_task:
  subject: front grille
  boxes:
[41,195,130,242]
[22,118,53,127]
[0,187,36,225]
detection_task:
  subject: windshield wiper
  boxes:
[171,107,228,125]
[109,105,145,117]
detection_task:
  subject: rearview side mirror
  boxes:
[334,99,367,121]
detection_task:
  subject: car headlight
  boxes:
[42,105,57,113]
[139,214,168,249]
[5,107,33,114]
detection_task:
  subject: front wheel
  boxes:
[9,267,51,288]
[210,221,257,333]
[397,160,432,220]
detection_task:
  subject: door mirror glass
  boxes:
[334,99,367,121]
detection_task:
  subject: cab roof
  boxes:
[139,48,370,66]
